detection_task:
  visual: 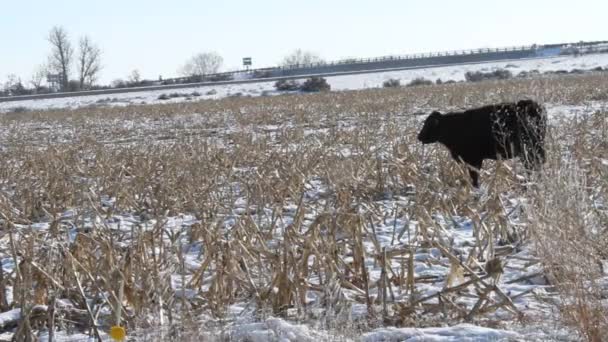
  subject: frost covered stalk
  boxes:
[526,112,608,341]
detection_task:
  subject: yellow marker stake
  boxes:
[109,326,126,341]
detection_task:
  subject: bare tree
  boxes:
[111,79,126,88]
[4,74,18,90]
[77,36,102,90]
[47,26,74,91]
[30,64,47,91]
[179,52,223,77]
[4,74,27,96]
[281,49,324,67]
[128,69,141,85]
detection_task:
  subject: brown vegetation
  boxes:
[0,72,607,340]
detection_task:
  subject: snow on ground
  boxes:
[0,81,277,113]
[1,58,606,340]
[210,318,522,342]
[362,324,521,342]
[329,53,608,90]
[2,54,608,113]
[1,103,601,341]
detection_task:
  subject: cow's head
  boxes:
[417,111,442,144]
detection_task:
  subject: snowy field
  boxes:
[0,60,607,341]
[2,53,608,113]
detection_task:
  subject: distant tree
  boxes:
[11,82,29,96]
[382,78,401,88]
[464,70,512,83]
[47,26,74,91]
[112,79,127,88]
[180,52,223,77]
[300,77,330,92]
[4,74,18,95]
[274,79,301,91]
[128,70,141,85]
[4,74,30,96]
[281,49,324,67]
[77,36,102,89]
[67,79,81,92]
[406,77,433,87]
[30,64,48,91]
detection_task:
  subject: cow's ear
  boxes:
[429,111,441,126]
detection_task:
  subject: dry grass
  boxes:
[526,111,608,341]
[0,72,606,340]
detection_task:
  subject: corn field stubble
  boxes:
[0,73,607,340]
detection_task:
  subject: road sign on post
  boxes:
[243,57,252,70]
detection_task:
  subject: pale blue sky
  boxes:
[2,0,606,85]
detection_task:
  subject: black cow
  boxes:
[417,100,546,187]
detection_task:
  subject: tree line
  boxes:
[2,25,324,96]
[3,26,102,96]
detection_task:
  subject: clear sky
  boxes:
[2,0,607,85]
